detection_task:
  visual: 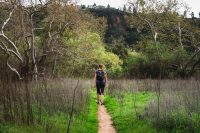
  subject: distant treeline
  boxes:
[83,4,200,78]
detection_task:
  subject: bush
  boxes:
[124,51,147,78]
[59,32,122,77]
[124,42,191,78]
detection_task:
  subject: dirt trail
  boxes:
[98,105,116,133]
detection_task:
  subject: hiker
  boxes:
[94,64,107,105]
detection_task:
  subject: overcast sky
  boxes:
[79,0,200,17]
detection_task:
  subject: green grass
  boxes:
[154,107,200,133]
[70,90,98,133]
[104,91,200,133]
[0,112,67,133]
[0,90,98,133]
[104,91,157,133]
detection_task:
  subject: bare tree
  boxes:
[177,22,183,49]
[129,0,158,45]
[129,0,187,46]
[0,6,23,79]
[0,0,74,124]
[128,0,185,119]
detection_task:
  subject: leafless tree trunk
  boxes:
[130,1,159,45]
[30,13,38,81]
[25,78,33,125]
[144,19,158,45]
[66,79,79,133]
[52,53,57,78]
[156,76,161,119]
[178,22,183,49]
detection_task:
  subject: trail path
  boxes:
[98,105,117,133]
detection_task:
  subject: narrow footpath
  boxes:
[98,105,116,133]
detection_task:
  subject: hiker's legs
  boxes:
[96,82,105,104]
[97,94,100,103]
[96,84,101,104]
[100,94,104,104]
[99,83,105,104]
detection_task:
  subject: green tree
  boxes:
[93,3,97,8]
[60,32,122,77]
[129,0,185,45]
[123,5,127,12]
[191,12,195,18]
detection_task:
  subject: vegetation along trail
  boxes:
[98,104,116,133]
[1,0,200,132]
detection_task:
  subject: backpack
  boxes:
[96,70,105,81]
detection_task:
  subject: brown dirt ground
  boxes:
[98,105,117,133]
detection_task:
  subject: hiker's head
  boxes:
[98,64,104,69]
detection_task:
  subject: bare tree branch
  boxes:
[0,34,23,62]
[0,6,23,62]
[0,42,23,61]
[0,44,5,51]
[0,43,23,79]
[184,47,200,70]
[7,59,23,79]
[190,57,200,74]
[1,7,15,32]
[47,20,54,47]
[130,2,158,45]
[34,27,45,30]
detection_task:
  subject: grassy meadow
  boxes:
[0,79,98,133]
[104,79,200,133]
[1,79,200,133]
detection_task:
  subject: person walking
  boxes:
[94,64,107,105]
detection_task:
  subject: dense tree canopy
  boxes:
[0,0,200,80]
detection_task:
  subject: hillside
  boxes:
[88,7,141,46]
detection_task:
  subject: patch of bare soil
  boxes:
[98,105,116,133]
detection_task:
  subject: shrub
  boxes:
[124,42,191,78]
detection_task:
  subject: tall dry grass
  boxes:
[106,79,200,131]
[0,78,92,124]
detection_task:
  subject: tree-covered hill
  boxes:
[88,7,141,46]
[82,3,200,78]
[87,6,200,49]
[0,1,200,80]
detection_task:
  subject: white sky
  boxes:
[79,0,200,17]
